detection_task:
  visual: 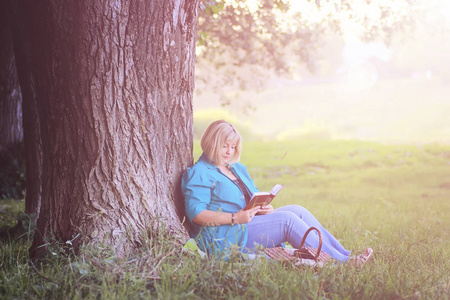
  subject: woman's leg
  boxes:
[246,207,350,262]
[275,205,351,256]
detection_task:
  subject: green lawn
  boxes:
[1,139,449,299]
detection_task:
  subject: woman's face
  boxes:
[219,140,237,166]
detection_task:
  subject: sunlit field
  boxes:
[194,76,450,145]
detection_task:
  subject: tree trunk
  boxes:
[0,3,23,151]
[21,0,198,258]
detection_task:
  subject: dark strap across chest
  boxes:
[233,178,251,203]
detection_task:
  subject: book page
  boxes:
[270,184,284,195]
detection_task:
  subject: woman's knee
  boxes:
[276,204,310,217]
[271,210,298,222]
[272,210,310,232]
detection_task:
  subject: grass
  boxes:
[1,139,450,299]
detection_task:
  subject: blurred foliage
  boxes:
[0,198,24,229]
[0,140,25,200]
[196,0,418,107]
[198,0,322,74]
[197,0,322,106]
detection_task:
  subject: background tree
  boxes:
[0,5,23,151]
[195,0,417,110]
[0,2,26,201]
[5,0,43,223]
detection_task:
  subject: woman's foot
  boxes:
[348,248,373,268]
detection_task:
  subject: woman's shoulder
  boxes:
[182,156,215,182]
[186,155,213,172]
[185,162,205,175]
[231,161,249,172]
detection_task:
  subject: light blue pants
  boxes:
[246,205,351,262]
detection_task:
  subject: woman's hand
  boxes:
[235,207,261,224]
[256,204,274,215]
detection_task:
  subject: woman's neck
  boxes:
[215,164,228,172]
[216,164,237,180]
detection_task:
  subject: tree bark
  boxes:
[21,0,198,258]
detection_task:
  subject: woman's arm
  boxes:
[192,206,261,226]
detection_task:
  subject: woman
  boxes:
[182,120,372,265]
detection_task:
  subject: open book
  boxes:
[243,184,284,210]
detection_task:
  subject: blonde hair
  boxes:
[201,120,242,165]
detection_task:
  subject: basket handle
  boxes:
[299,226,323,261]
